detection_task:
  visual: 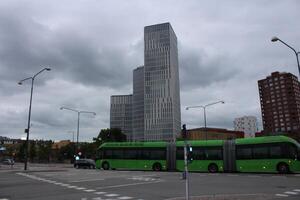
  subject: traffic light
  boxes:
[187,145,193,163]
[182,124,187,139]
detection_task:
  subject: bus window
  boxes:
[269,145,282,159]
[282,143,297,159]
[112,149,124,159]
[176,148,184,160]
[123,149,138,159]
[236,146,252,160]
[252,146,268,159]
[103,149,113,159]
[149,149,166,160]
[193,148,205,160]
[205,148,222,160]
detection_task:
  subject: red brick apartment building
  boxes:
[258,72,300,136]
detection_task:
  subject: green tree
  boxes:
[29,141,36,162]
[93,128,126,145]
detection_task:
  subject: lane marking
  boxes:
[105,194,119,197]
[276,194,289,197]
[95,192,107,195]
[94,192,106,194]
[293,189,300,192]
[284,191,298,195]
[70,178,105,183]
[84,189,96,192]
[97,180,163,190]
[118,197,133,199]
[75,187,86,190]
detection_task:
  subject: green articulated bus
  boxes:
[96,136,300,173]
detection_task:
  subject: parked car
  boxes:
[74,159,95,169]
[1,158,14,165]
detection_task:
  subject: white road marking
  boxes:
[84,189,96,192]
[94,192,107,195]
[67,186,77,189]
[75,187,86,190]
[293,189,300,192]
[118,197,133,199]
[275,194,289,197]
[69,178,105,183]
[97,180,163,190]
[105,194,120,197]
[93,198,104,200]
[284,191,298,195]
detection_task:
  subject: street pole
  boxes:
[203,107,207,140]
[184,140,189,200]
[60,107,96,157]
[186,101,224,141]
[271,37,300,77]
[18,67,51,171]
[77,112,80,154]
[24,78,34,171]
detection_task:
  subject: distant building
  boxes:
[258,72,300,135]
[110,95,133,140]
[185,127,244,140]
[234,116,258,138]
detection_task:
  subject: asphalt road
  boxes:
[1,164,300,200]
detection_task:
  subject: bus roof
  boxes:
[99,141,168,148]
[235,135,299,146]
[176,140,223,147]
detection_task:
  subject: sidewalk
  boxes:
[0,162,72,173]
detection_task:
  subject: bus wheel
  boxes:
[208,163,218,173]
[152,163,162,171]
[102,162,110,170]
[277,162,289,174]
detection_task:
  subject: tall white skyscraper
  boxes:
[234,116,258,138]
[144,23,181,141]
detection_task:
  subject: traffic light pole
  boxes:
[184,140,190,200]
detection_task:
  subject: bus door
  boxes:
[166,142,176,171]
[223,140,237,172]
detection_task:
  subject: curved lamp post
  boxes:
[271,36,300,77]
[186,100,225,140]
[18,67,51,170]
[60,107,96,154]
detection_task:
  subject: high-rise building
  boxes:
[110,95,133,140]
[258,72,300,134]
[144,23,181,141]
[234,116,258,138]
[110,22,181,141]
[132,66,145,141]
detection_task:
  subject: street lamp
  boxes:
[186,100,225,140]
[60,107,96,154]
[271,36,300,77]
[18,67,51,170]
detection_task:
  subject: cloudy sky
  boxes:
[0,0,299,142]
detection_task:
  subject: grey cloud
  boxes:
[179,45,239,89]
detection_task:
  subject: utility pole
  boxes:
[182,124,190,200]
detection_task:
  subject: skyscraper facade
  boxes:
[258,72,300,134]
[110,95,133,140]
[132,66,145,141]
[110,22,181,141]
[144,23,181,141]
